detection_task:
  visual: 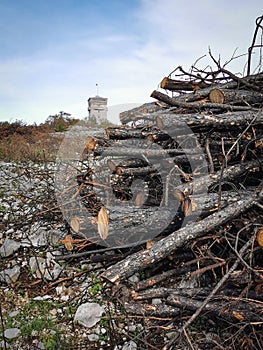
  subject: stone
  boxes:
[8,310,19,318]
[88,333,100,341]
[0,238,21,257]
[0,265,20,285]
[152,298,162,305]
[4,328,21,339]
[74,302,104,328]
[5,228,14,235]
[23,227,48,247]
[31,330,39,337]
[128,273,140,284]
[35,341,45,349]
[126,324,137,332]
[100,327,107,334]
[33,295,52,301]
[29,256,46,278]
[0,340,10,348]
[29,256,62,281]
[122,341,137,350]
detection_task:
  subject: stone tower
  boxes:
[88,96,108,124]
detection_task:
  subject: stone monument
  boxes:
[88,94,108,124]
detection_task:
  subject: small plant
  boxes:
[0,300,68,350]
[89,276,103,296]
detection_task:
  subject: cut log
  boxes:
[160,72,263,94]
[167,294,263,323]
[101,188,262,282]
[84,136,112,152]
[106,126,147,139]
[113,157,149,171]
[160,77,211,91]
[115,165,159,177]
[87,147,195,158]
[155,110,263,132]
[124,303,180,318]
[181,158,263,194]
[209,88,263,105]
[119,102,168,124]
[151,90,256,111]
[209,88,225,104]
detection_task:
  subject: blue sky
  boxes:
[0,0,263,124]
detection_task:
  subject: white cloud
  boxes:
[1,0,263,124]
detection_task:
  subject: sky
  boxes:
[0,0,263,125]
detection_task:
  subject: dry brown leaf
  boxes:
[255,140,263,148]
[182,197,192,216]
[173,189,185,202]
[232,311,244,321]
[256,227,263,247]
[98,207,109,240]
[146,240,154,249]
[70,217,80,233]
[60,234,73,251]
[145,305,155,311]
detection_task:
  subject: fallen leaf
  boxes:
[173,189,185,202]
[61,234,73,251]
[232,311,244,321]
[182,197,192,216]
[146,240,154,249]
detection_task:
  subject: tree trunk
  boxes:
[101,189,262,283]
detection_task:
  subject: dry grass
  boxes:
[0,131,63,162]
[0,117,116,163]
[0,118,74,162]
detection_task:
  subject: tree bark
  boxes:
[101,189,262,283]
[151,90,255,112]
[167,294,263,323]
[160,77,211,91]
[209,88,263,105]
[119,102,168,124]
[155,110,263,132]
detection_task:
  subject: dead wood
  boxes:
[159,72,263,94]
[179,158,262,194]
[160,77,211,91]
[166,294,263,323]
[208,88,263,105]
[119,102,168,124]
[155,110,263,132]
[151,90,256,112]
[124,303,180,318]
[101,188,262,283]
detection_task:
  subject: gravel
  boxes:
[0,160,141,349]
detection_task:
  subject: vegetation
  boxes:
[0,112,115,162]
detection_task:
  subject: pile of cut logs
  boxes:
[59,64,263,348]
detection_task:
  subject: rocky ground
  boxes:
[1,121,262,349]
[0,161,148,350]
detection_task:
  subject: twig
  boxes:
[0,298,7,350]
[163,234,255,350]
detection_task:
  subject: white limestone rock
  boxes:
[74,302,104,328]
[0,238,21,257]
[0,265,20,285]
